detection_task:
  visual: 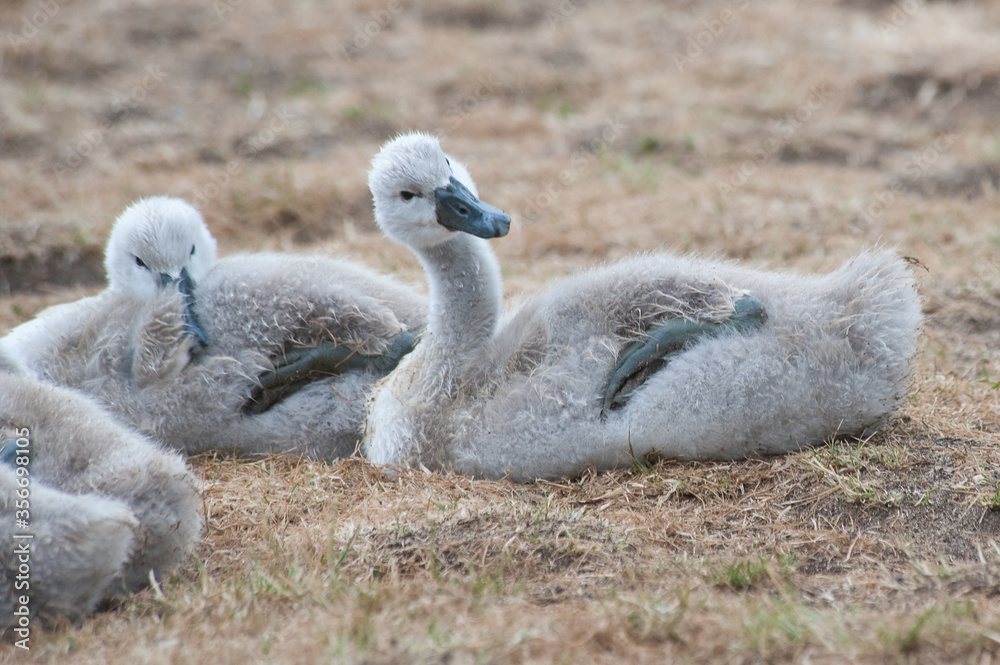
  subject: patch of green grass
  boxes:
[803,443,905,504]
[742,597,816,652]
[427,619,453,647]
[716,559,769,590]
[636,135,661,155]
[977,367,1000,390]
[328,527,358,578]
[626,433,656,475]
[234,73,256,98]
[536,93,575,117]
[872,439,909,469]
[612,154,659,191]
[883,600,982,656]
[348,590,380,650]
[532,492,551,525]
[978,485,1000,509]
[709,554,797,591]
[913,487,938,506]
[470,568,504,599]
[73,226,92,247]
[291,77,329,97]
[432,498,459,512]
[817,438,873,473]
[343,105,367,123]
[342,102,396,127]
[628,455,655,475]
[899,608,933,652]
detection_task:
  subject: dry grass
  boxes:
[2,0,1000,662]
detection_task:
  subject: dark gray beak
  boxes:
[435,176,511,239]
[177,267,209,348]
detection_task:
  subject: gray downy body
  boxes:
[362,133,923,481]
[1,197,426,459]
[0,353,202,623]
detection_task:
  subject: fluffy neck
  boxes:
[415,233,502,357]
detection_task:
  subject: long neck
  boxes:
[415,233,502,356]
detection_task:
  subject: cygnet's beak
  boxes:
[177,267,210,348]
[0,437,20,468]
[435,176,511,239]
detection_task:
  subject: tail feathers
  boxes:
[830,250,922,372]
[823,250,923,434]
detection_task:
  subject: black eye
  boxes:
[190,245,196,256]
[400,191,416,201]
[135,256,148,269]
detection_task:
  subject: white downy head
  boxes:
[104,196,217,299]
[367,132,509,252]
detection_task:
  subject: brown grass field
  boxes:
[2,0,1000,662]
